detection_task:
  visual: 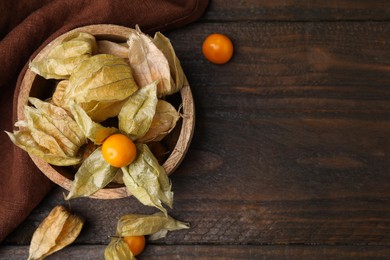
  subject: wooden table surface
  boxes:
[2,1,390,259]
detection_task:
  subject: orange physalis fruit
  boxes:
[102,134,136,167]
[123,235,146,256]
[202,33,234,64]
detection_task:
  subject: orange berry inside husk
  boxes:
[102,134,136,167]
[123,235,146,256]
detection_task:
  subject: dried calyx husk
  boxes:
[28,205,84,260]
[5,98,86,166]
[104,212,189,260]
[30,32,97,79]
[66,147,118,200]
[52,80,69,107]
[116,212,189,240]
[63,54,139,122]
[122,144,173,216]
[151,32,185,95]
[137,99,180,143]
[48,52,139,123]
[97,40,129,59]
[118,81,158,141]
[69,101,117,145]
[127,26,185,97]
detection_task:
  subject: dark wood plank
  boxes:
[4,22,390,246]
[203,0,390,21]
[2,245,390,259]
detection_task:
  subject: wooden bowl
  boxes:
[17,24,195,199]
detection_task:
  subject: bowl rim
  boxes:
[17,24,195,199]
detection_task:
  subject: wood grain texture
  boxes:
[203,0,390,21]
[2,245,390,259]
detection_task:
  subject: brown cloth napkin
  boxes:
[0,0,208,242]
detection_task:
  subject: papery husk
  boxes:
[25,108,77,157]
[29,97,86,148]
[97,40,129,59]
[137,100,180,143]
[5,130,81,166]
[69,101,117,144]
[5,98,85,166]
[104,237,136,260]
[121,144,173,215]
[65,54,137,103]
[118,81,158,140]
[25,112,69,157]
[30,32,97,79]
[127,27,172,97]
[116,212,189,240]
[79,99,129,123]
[152,32,185,95]
[28,205,84,260]
[52,80,69,107]
[66,147,117,199]
[64,54,138,122]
